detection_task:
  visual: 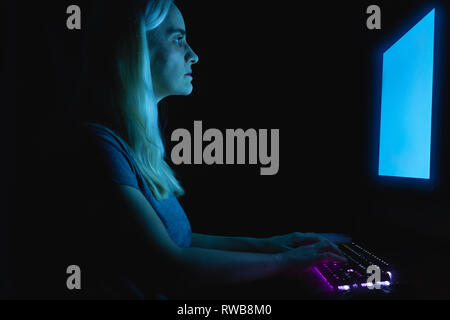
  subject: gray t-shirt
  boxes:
[84,122,192,299]
[85,122,192,248]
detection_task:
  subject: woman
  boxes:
[78,0,349,299]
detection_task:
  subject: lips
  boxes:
[185,72,193,77]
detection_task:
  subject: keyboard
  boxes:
[312,242,394,292]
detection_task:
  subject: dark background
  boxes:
[4,0,450,298]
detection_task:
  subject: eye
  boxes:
[174,36,184,46]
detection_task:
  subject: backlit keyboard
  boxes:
[312,242,394,292]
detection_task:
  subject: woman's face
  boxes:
[147,4,199,102]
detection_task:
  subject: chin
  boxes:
[181,86,194,96]
[170,84,193,97]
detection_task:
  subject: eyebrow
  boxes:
[168,28,186,36]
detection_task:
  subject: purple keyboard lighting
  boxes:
[313,242,394,292]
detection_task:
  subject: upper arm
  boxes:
[113,184,182,262]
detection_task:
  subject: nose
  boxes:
[186,45,199,65]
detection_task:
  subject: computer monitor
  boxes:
[372,7,444,191]
[378,9,435,180]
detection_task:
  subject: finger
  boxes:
[314,240,344,256]
[318,233,352,244]
[330,234,352,244]
[336,234,352,244]
[317,252,348,264]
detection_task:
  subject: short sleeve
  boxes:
[87,125,140,189]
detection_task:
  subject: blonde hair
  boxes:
[81,0,184,200]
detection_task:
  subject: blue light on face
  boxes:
[378,9,435,179]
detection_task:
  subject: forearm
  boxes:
[172,246,284,292]
[191,233,266,252]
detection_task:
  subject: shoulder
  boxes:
[83,122,129,153]
[82,122,139,187]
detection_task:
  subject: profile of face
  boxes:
[147,4,199,102]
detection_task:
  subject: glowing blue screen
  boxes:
[378,9,435,179]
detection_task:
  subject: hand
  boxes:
[262,232,330,253]
[279,239,348,275]
[317,233,352,245]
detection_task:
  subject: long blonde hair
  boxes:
[80,0,184,200]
